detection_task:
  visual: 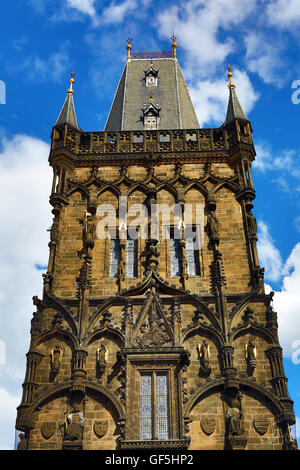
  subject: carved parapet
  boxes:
[117,438,190,450]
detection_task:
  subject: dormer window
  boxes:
[144,66,159,87]
[146,74,157,87]
[144,111,158,130]
[142,95,161,131]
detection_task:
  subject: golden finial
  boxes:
[171,32,177,58]
[126,33,132,60]
[67,71,75,94]
[149,91,153,103]
[227,64,235,87]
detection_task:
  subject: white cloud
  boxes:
[294,216,300,233]
[267,0,300,28]
[66,0,97,17]
[257,220,283,283]
[0,387,21,450]
[27,0,50,13]
[13,43,71,83]
[102,0,138,24]
[0,134,51,449]
[157,0,258,75]
[272,243,300,357]
[253,142,273,172]
[62,0,99,26]
[296,416,300,439]
[189,68,259,127]
[254,143,300,195]
[244,32,285,86]
[157,1,259,126]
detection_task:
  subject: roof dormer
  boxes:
[144,62,159,87]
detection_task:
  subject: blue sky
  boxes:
[0,0,300,449]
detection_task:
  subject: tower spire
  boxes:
[55,72,80,130]
[224,64,247,125]
[126,34,132,61]
[171,32,177,58]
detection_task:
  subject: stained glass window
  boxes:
[140,373,169,440]
[126,239,137,278]
[186,235,200,276]
[109,238,120,278]
[170,238,181,277]
[140,374,152,440]
[156,374,169,440]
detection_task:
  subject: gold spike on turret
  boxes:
[227,64,235,88]
[126,34,132,61]
[67,71,75,94]
[171,32,177,58]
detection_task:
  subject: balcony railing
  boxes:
[51,126,229,156]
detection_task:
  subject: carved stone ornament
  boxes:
[253,417,269,435]
[200,417,216,436]
[94,420,109,439]
[41,422,56,440]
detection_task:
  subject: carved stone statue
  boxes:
[226,406,243,436]
[226,393,244,437]
[245,338,257,375]
[50,345,63,374]
[118,258,126,280]
[206,212,219,243]
[96,344,108,373]
[198,340,212,376]
[64,409,84,441]
[49,217,59,243]
[83,216,96,247]
[246,210,257,238]
[17,433,27,450]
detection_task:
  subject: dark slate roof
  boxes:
[55,91,80,130]
[104,58,200,131]
[225,84,248,124]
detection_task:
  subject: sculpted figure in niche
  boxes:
[50,345,63,374]
[118,258,126,280]
[64,409,84,441]
[206,212,219,244]
[82,212,96,250]
[197,340,212,376]
[49,217,59,243]
[246,210,257,238]
[96,344,108,373]
[226,394,244,436]
[17,433,27,450]
[245,338,257,375]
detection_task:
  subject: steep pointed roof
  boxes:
[55,73,80,130]
[104,54,200,131]
[225,65,248,125]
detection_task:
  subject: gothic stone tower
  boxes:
[15,38,297,451]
